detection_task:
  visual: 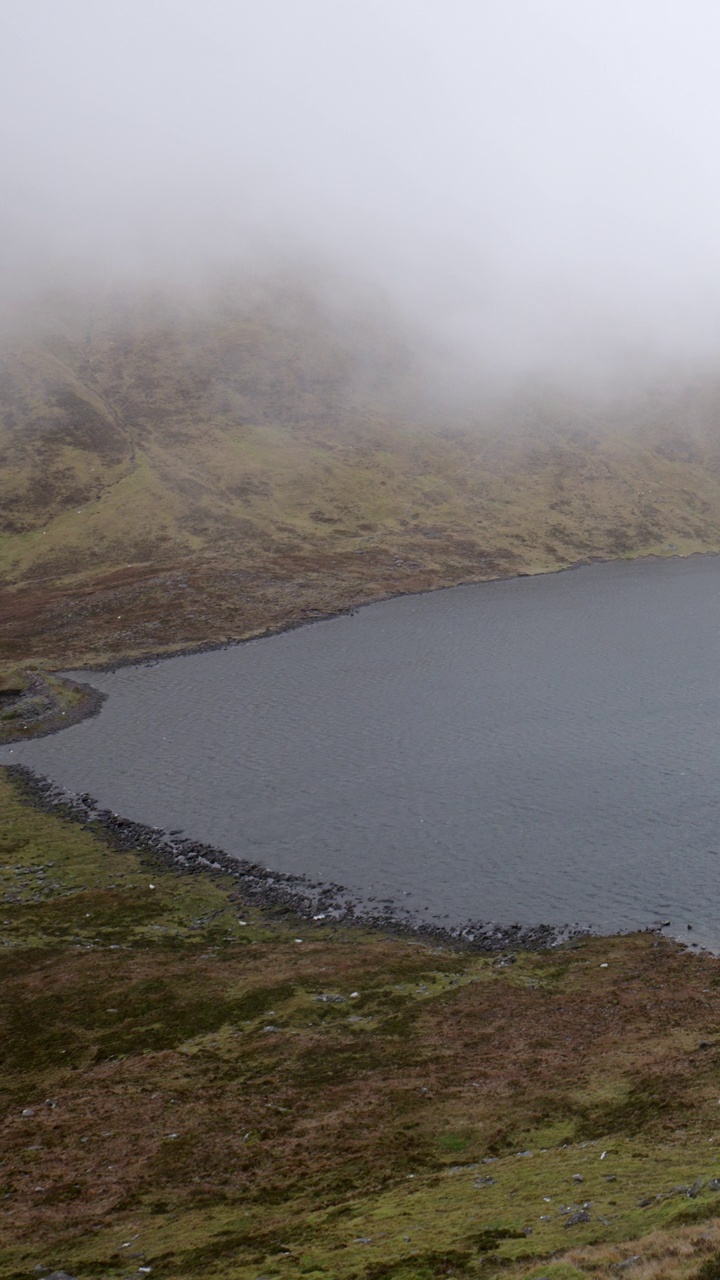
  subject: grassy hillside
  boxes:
[3,276,720,667]
[4,769,720,1280]
[5,280,720,1278]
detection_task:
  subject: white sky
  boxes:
[3,0,720,374]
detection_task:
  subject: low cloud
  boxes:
[3,0,720,387]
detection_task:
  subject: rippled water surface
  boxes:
[5,556,720,945]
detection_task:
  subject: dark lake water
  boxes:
[5,555,720,947]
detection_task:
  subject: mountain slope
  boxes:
[2,276,720,667]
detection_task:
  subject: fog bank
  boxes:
[3,1,720,382]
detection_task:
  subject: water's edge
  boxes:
[0,676,107,746]
[59,549,706,678]
[6,763,591,953]
[7,550,718,954]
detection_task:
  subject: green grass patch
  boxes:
[3,769,720,1279]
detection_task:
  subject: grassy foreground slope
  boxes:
[3,770,720,1280]
[3,276,720,667]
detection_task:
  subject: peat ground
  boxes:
[3,771,720,1280]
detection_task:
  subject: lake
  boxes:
[4,555,720,947]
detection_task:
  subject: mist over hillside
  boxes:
[4,1,720,666]
[5,1,720,376]
[2,265,720,669]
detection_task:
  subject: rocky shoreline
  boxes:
[5,763,586,954]
[0,673,106,745]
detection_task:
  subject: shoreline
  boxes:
[4,549,716,955]
[5,762,592,954]
[55,546,717,681]
[0,673,106,746]
[4,763,720,1280]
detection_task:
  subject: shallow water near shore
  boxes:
[5,556,720,948]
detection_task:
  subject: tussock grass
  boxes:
[3,771,720,1278]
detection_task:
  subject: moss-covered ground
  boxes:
[2,770,720,1280]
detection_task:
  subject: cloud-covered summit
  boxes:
[3,1,720,380]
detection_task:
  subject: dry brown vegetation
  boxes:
[4,773,720,1280]
[3,277,720,669]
